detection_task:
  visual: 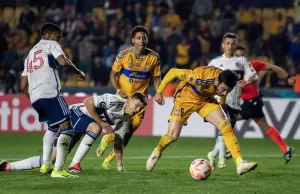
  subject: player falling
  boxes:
[20,23,85,178]
[223,46,295,163]
[206,32,259,169]
[0,93,147,172]
[96,25,162,170]
[146,66,258,175]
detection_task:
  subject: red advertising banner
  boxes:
[0,95,153,135]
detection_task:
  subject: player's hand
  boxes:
[237,80,248,88]
[77,71,86,81]
[99,121,114,134]
[154,92,165,105]
[117,89,128,99]
[287,76,296,86]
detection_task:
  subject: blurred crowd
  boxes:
[1,0,300,93]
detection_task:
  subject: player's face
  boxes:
[126,98,145,117]
[235,49,245,57]
[132,32,148,51]
[215,83,232,96]
[222,38,237,56]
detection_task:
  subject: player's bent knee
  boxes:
[168,119,183,138]
[87,122,102,134]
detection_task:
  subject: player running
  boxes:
[226,46,295,164]
[20,23,85,178]
[0,92,147,173]
[146,66,258,176]
[97,25,161,170]
[207,33,259,169]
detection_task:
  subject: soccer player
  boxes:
[20,23,85,178]
[207,33,259,169]
[97,25,161,170]
[232,46,294,163]
[146,66,258,176]
[0,92,147,172]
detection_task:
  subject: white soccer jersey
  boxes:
[21,40,65,103]
[208,54,257,110]
[70,94,130,134]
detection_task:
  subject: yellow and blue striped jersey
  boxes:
[112,47,161,96]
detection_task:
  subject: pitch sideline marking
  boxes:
[1,154,297,161]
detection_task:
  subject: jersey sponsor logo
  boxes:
[129,78,144,83]
[136,64,141,67]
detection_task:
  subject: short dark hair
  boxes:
[223,32,238,41]
[40,22,61,36]
[131,92,147,106]
[236,46,246,51]
[131,25,149,38]
[218,70,238,89]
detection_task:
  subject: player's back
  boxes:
[23,40,62,103]
[174,66,222,102]
[113,47,161,96]
[72,94,129,125]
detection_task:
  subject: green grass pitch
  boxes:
[0,133,299,194]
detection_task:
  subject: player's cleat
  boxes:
[146,148,161,171]
[102,160,111,170]
[237,161,258,176]
[207,152,216,170]
[40,164,54,175]
[225,150,232,159]
[218,158,226,169]
[51,170,78,178]
[0,160,9,172]
[68,162,83,173]
[284,147,295,164]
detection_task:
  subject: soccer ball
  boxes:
[189,159,212,180]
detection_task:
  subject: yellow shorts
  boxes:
[169,99,221,124]
[131,106,146,128]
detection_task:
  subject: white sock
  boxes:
[54,134,71,171]
[210,137,219,158]
[8,156,42,170]
[218,136,226,160]
[71,133,97,166]
[43,130,56,166]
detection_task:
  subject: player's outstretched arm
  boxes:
[20,76,30,100]
[265,63,296,86]
[83,96,114,134]
[56,56,85,81]
[110,70,127,99]
[157,68,190,94]
[155,68,191,105]
[114,137,124,171]
[153,76,161,91]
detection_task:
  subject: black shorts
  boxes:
[225,105,240,127]
[241,96,264,120]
